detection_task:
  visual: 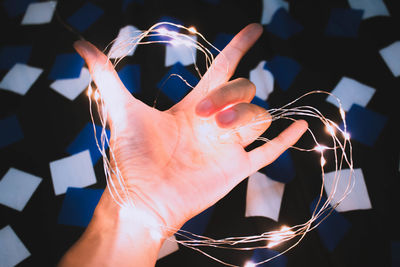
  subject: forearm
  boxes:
[58,190,164,267]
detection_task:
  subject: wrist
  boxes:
[92,189,166,242]
[59,189,166,267]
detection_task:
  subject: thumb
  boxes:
[74,40,138,125]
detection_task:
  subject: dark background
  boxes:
[0,0,399,266]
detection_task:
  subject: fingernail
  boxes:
[217,109,237,125]
[196,99,213,116]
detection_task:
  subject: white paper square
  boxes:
[157,235,179,260]
[348,0,389,19]
[21,1,57,25]
[249,60,274,101]
[324,168,372,212]
[261,0,289,25]
[326,77,375,111]
[0,226,30,267]
[49,150,97,195]
[0,63,43,95]
[0,168,42,211]
[245,172,285,221]
[379,41,400,77]
[165,35,197,67]
[50,67,90,100]
[108,25,142,59]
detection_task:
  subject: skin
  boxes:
[58,23,308,267]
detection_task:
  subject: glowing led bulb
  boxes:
[157,27,169,35]
[340,108,346,120]
[94,90,100,101]
[188,26,197,34]
[267,242,278,248]
[267,225,294,248]
[280,225,291,231]
[320,156,326,167]
[325,123,335,135]
[87,86,92,97]
[314,144,327,153]
[244,261,256,267]
[343,131,350,140]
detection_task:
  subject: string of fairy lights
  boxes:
[86,22,354,267]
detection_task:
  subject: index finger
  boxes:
[196,23,263,93]
[74,40,136,123]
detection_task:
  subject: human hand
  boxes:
[73,23,307,236]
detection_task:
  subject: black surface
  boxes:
[1,0,400,266]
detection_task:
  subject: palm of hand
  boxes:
[113,100,253,231]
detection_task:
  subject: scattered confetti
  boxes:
[0,168,41,211]
[326,77,375,112]
[379,41,400,77]
[325,8,364,38]
[58,187,103,227]
[0,45,32,70]
[348,0,389,19]
[21,1,57,25]
[117,64,141,94]
[0,63,43,95]
[157,62,198,103]
[249,61,274,101]
[48,53,84,80]
[310,196,351,251]
[265,55,301,91]
[50,67,90,100]
[323,168,372,212]
[67,2,104,32]
[0,226,30,267]
[245,172,285,221]
[266,8,303,40]
[0,115,24,149]
[49,150,97,195]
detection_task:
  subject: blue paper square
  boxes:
[122,0,143,10]
[48,53,84,80]
[118,64,141,94]
[2,0,36,17]
[250,248,287,267]
[266,8,304,40]
[66,123,110,165]
[180,205,214,239]
[0,115,24,149]
[340,104,387,146]
[157,63,199,103]
[325,8,364,38]
[211,33,234,55]
[310,196,351,251]
[265,55,301,91]
[0,45,32,70]
[67,2,104,32]
[251,96,269,110]
[264,150,295,183]
[58,187,103,227]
